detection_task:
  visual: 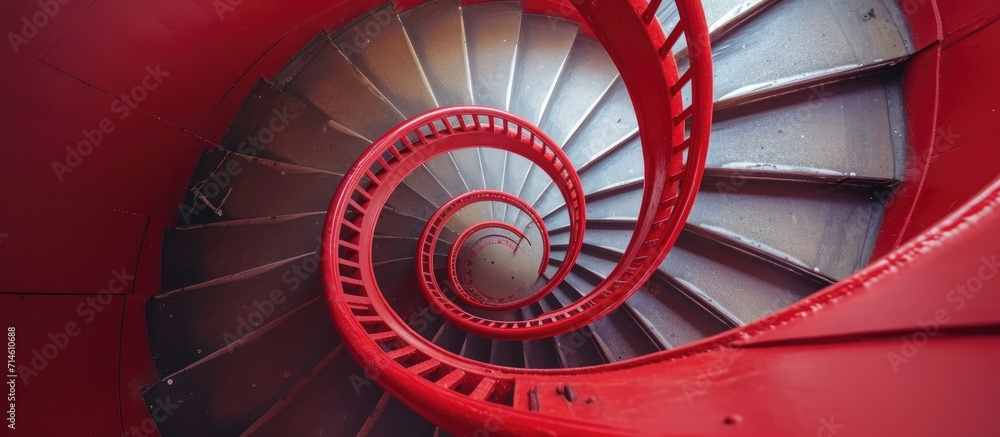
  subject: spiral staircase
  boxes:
[141,0,919,434]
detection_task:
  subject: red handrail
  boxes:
[327,106,594,339]
[322,0,712,433]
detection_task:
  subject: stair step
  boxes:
[355,393,392,437]
[431,322,468,355]
[539,283,608,367]
[147,254,323,375]
[549,247,731,349]
[482,148,507,219]
[550,226,825,325]
[535,73,905,232]
[386,180,450,223]
[464,1,523,204]
[246,341,385,436]
[682,223,837,285]
[521,81,633,228]
[423,153,475,200]
[371,235,449,264]
[514,34,620,218]
[409,303,447,343]
[444,148,493,222]
[626,274,731,347]
[142,300,338,437]
[539,37,620,147]
[284,40,404,142]
[178,149,341,226]
[543,183,642,230]
[710,0,910,105]
[464,1,522,110]
[518,304,561,369]
[549,257,662,361]
[402,162,469,216]
[562,77,638,170]
[401,0,473,105]
[710,74,905,181]
[361,396,436,437]
[221,83,370,174]
[372,259,442,326]
[221,80,282,152]
[331,4,475,204]
[663,231,829,324]
[501,154,534,223]
[576,134,642,195]
[375,206,458,243]
[162,213,323,291]
[547,174,888,279]
[657,0,781,58]
[687,178,886,279]
[331,4,437,117]
[490,339,525,368]
[509,14,579,124]
[452,149,489,199]
[459,333,492,363]
[272,34,332,89]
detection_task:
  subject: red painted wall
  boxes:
[0,0,389,296]
[0,294,123,435]
[0,0,383,434]
[875,1,1000,256]
[896,19,1000,242]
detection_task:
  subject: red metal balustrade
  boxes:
[419,189,565,313]
[320,0,713,433]
[324,106,587,336]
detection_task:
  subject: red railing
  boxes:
[324,107,586,335]
[322,0,712,433]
